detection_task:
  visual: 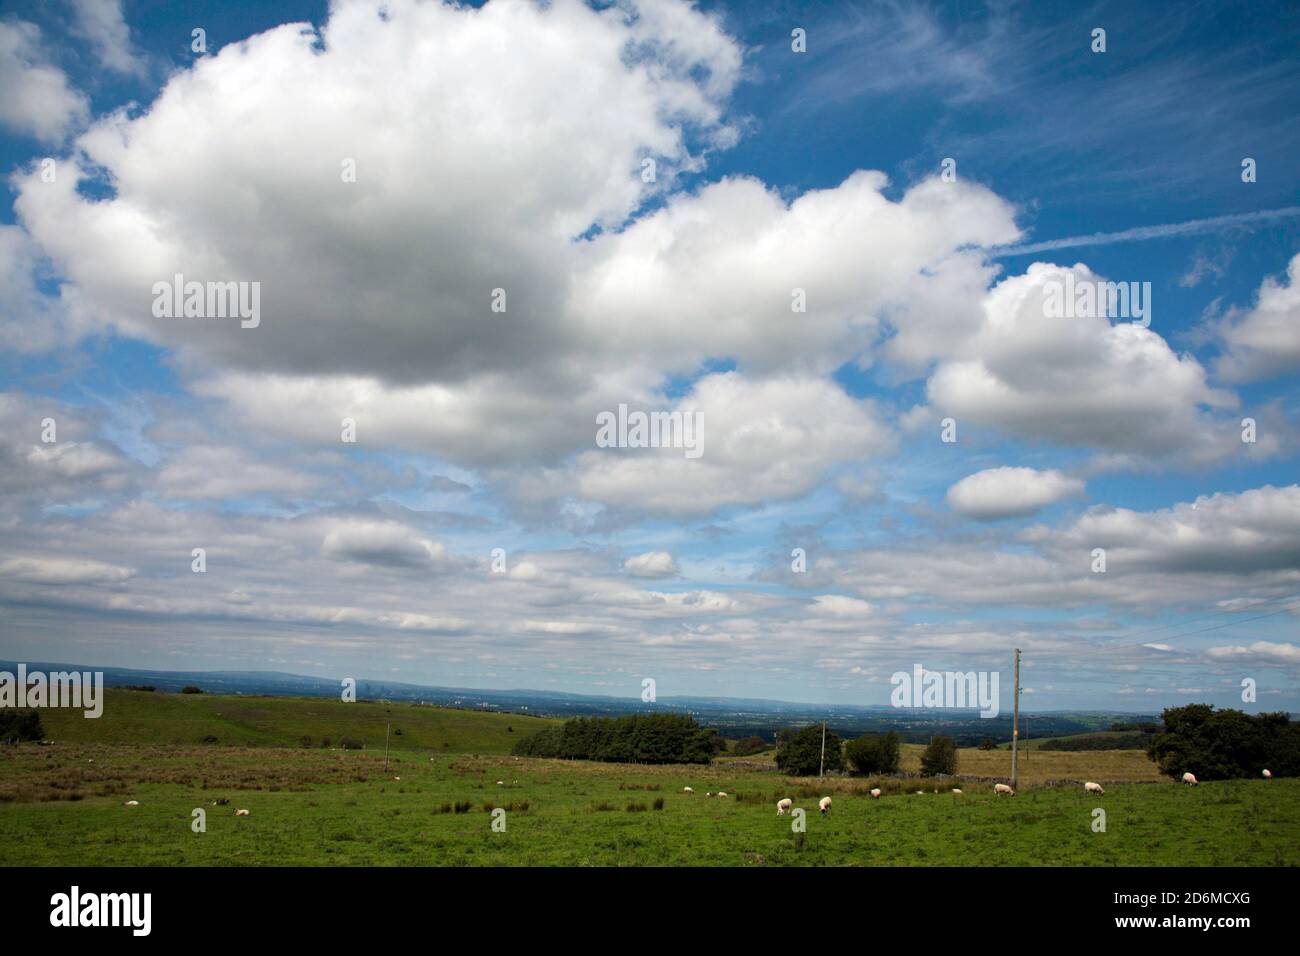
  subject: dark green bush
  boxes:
[845,731,901,775]
[1148,705,1299,780]
[920,736,958,775]
[0,709,44,743]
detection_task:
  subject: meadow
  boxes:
[1,691,1295,867]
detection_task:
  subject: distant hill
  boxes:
[2,660,1165,743]
[34,689,558,753]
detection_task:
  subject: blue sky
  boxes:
[1,0,1298,713]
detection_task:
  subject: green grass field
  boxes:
[3,691,1296,866]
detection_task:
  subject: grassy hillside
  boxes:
[33,689,558,753]
[0,744,1294,865]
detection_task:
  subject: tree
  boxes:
[180,685,204,694]
[775,725,843,776]
[0,709,44,743]
[845,732,900,774]
[1148,705,1299,780]
[978,737,998,751]
[920,735,958,775]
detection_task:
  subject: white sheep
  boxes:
[234,808,250,817]
[951,788,963,794]
[682,786,694,793]
[993,783,1015,796]
[776,798,793,815]
[1262,769,1272,779]
[869,788,882,799]
[123,800,139,806]
[716,791,728,798]
[818,796,832,814]
[1084,781,1104,795]
[1182,772,1198,786]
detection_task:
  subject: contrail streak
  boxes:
[989,206,1300,258]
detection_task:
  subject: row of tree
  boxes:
[774,726,958,776]
[511,713,725,764]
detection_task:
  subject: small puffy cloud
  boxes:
[321,519,447,570]
[623,551,679,578]
[0,556,133,585]
[947,466,1084,520]
[808,594,876,617]
[0,20,88,142]
[1214,252,1300,382]
[1205,641,1300,664]
[68,0,145,76]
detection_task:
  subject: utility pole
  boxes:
[383,721,391,774]
[1011,648,1021,790]
[819,721,827,778]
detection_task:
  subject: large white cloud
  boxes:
[13,0,740,386]
[919,262,1242,465]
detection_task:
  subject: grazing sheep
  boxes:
[496,780,504,785]
[915,790,924,795]
[776,798,793,815]
[683,786,694,794]
[234,809,250,817]
[1262,769,1272,779]
[1181,772,1198,786]
[123,800,139,806]
[393,776,401,781]
[818,796,832,814]
[869,788,882,799]
[706,792,714,797]
[1084,782,1105,795]
[951,788,963,794]
[716,791,728,798]
[993,783,1015,796]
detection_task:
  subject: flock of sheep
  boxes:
[680,768,1277,812]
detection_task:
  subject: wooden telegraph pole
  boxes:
[1011,648,1021,790]
[819,721,827,778]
